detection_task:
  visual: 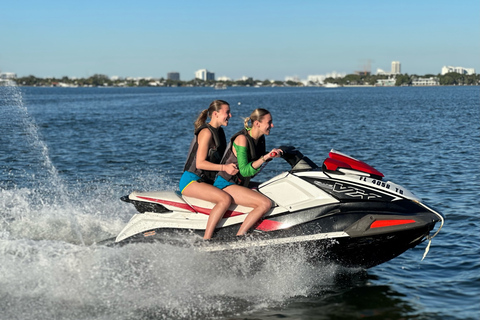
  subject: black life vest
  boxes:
[218,128,266,187]
[183,124,226,184]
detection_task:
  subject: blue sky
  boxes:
[1,0,479,80]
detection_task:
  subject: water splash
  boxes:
[1,84,59,181]
[0,83,84,244]
[0,236,344,320]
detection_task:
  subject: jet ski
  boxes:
[109,147,444,269]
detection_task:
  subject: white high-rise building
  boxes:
[195,69,215,81]
[391,61,401,74]
[441,66,475,75]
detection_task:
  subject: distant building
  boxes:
[325,71,346,78]
[412,77,439,86]
[391,61,401,74]
[167,72,180,81]
[0,72,17,79]
[376,68,388,75]
[307,75,326,84]
[306,72,345,85]
[376,78,396,86]
[217,76,231,81]
[441,66,475,75]
[195,69,215,81]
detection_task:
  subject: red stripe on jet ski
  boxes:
[136,196,247,217]
[194,206,246,217]
[370,219,416,228]
[136,196,197,213]
[254,219,284,231]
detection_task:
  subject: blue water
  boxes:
[1,85,479,320]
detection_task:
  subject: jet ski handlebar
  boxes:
[278,146,319,172]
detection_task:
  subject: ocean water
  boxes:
[0,85,479,320]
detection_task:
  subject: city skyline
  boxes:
[1,1,479,79]
[5,61,476,84]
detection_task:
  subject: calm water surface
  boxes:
[1,86,479,320]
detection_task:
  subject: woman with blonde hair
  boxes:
[214,108,282,236]
[180,100,239,239]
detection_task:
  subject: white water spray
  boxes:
[1,84,59,179]
[0,83,84,245]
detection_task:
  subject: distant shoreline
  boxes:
[6,83,478,88]
[6,71,478,88]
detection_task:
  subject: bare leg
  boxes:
[182,182,232,239]
[223,185,272,236]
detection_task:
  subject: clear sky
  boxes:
[1,0,479,80]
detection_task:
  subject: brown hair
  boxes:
[244,108,270,129]
[194,100,230,130]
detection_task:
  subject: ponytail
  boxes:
[244,117,252,129]
[194,109,209,130]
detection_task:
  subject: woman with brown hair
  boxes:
[215,108,282,236]
[180,100,239,239]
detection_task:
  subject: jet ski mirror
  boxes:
[279,146,318,172]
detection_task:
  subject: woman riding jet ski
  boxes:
[108,146,444,269]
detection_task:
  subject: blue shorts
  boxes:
[179,171,201,193]
[213,175,235,190]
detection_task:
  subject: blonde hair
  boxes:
[194,100,229,130]
[244,108,270,129]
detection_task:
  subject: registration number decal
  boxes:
[359,176,404,195]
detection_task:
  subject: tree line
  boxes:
[11,72,480,87]
[324,72,479,86]
[13,74,300,87]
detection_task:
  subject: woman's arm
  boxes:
[233,135,265,177]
